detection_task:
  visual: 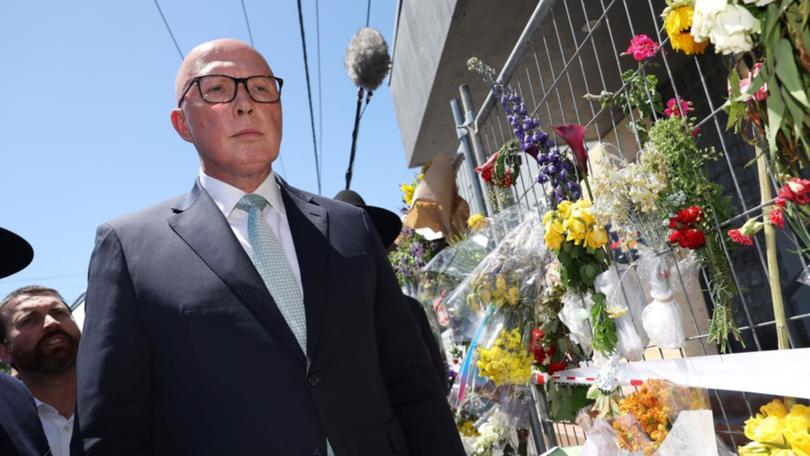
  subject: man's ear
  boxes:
[171,108,194,143]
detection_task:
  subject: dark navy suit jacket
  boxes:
[0,373,50,455]
[76,179,464,455]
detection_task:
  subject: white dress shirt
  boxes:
[34,399,73,456]
[199,170,302,290]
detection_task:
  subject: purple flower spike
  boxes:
[537,173,549,184]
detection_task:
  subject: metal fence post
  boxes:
[451,97,489,216]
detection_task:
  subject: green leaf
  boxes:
[781,85,805,129]
[766,73,786,153]
[775,38,810,110]
[764,3,782,46]
[801,0,810,28]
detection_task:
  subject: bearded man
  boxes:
[0,286,83,456]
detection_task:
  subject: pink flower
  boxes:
[664,97,693,118]
[728,228,753,246]
[769,208,785,229]
[778,177,810,205]
[739,62,769,102]
[622,34,659,62]
[552,124,588,177]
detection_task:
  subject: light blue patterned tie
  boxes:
[238,194,333,456]
[237,194,307,352]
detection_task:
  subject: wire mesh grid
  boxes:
[452,0,810,449]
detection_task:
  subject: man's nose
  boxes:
[234,81,255,116]
[42,314,60,329]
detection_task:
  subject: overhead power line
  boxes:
[152,0,184,60]
[239,0,255,46]
[315,0,324,176]
[296,0,322,195]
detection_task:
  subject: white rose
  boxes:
[692,0,729,42]
[710,4,760,54]
[741,0,775,6]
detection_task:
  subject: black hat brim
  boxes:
[0,227,34,279]
[364,206,403,249]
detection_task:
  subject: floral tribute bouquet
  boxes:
[476,141,522,189]
[591,32,742,352]
[468,57,583,205]
[389,226,445,294]
[578,380,718,456]
[739,399,810,455]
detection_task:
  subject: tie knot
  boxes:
[237,193,270,212]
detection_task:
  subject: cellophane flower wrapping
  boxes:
[594,264,649,361]
[636,249,704,350]
[580,379,715,455]
[420,204,528,380]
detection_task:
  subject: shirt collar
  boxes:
[33,397,74,420]
[199,170,286,218]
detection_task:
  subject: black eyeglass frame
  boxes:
[177,74,284,108]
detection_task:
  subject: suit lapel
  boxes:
[279,181,329,362]
[168,181,306,364]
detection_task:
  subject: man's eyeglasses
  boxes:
[177,75,284,107]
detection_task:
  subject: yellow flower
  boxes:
[664,4,709,55]
[400,183,415,206]
[544,216,565,250]
[789,431,810,455]
[750,416,788,446]
[792,405,810,420]
[787,412,810,434]
[495,275,507,294]
[745,414,764,441]
[585,225,609,249]
[467,213,488,230]
[772,450,798,456]
[738,441,779,455]
[476,328,532,385]
[564,217,587,245]
[763,400,789,418]
[507,286,520,306]
[557,200,573,219]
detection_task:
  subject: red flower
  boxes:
[664,97,693,118]
[668,217,678,229]
[728,228,753,246]
[475,151,499,183]
[769,208,785,229]
[553,124,588,177]
[547,361,568,375]
[679,228,706,249]
[676,206,702,224]
[668,230,681,244]
[622,34,659,62]
[778,178,810,205]
[775,196,786,208]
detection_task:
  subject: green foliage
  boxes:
[546,382,592,422]
[590,292,618,356]
[603,70,662,143]
[758,0,810,172]
[558,241,608,292]
[648,117,742,352]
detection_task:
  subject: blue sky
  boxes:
[0,1,415,301]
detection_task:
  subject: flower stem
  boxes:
[757,145,790,350]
